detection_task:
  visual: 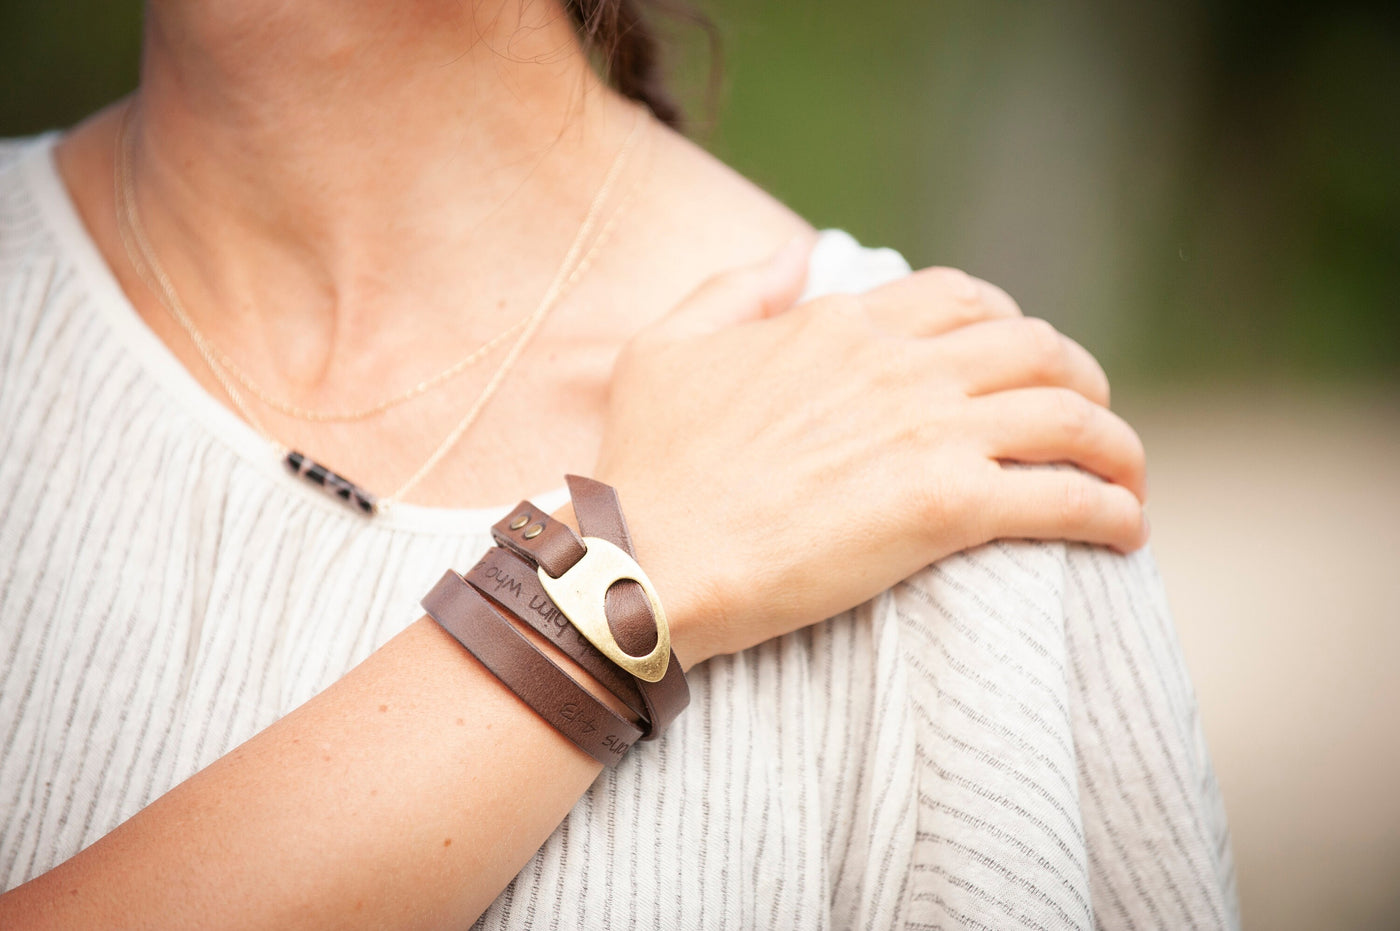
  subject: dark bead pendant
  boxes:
[284,450,378,515]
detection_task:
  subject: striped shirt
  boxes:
[0,133,1239,929]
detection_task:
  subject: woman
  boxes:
[0,0,1236,927]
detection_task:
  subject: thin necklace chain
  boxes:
[115,117,532,423]
[387,138,642,506]
[114,98,645,512]
[225,320,525,422]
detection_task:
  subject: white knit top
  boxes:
[0,133,1238,929]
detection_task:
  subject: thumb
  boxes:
[649,233,813,341]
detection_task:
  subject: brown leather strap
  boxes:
[464,546,648,721]
[562,474,638,555]
[422,570,640,767]
[492,500,586,579]
[564,474,690,739]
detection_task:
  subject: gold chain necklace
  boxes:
[117,121,535,423]
[115,99,645,515]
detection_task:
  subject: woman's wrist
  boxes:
[549,500,712,672]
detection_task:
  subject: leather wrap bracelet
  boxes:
[491,475,689,738]
[422,475,689,766]
[422,570,641,765]
[464,546,649,722]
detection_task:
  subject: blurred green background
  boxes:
[4,3,1398,929]
[0,0,1394,383]
[684,1,1400,388]
[3,1,1396,388]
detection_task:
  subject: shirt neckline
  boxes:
[17,131,571,533]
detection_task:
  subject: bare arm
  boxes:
[1,613,605,929]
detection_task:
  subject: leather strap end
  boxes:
[564,474,636,554]
[491,500,586,579]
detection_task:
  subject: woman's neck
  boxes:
[112,0,640,388]
[54,0,808,506]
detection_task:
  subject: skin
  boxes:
[0,0,1149,927]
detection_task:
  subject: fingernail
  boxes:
[764,234,812,290]
[771,233,810,264]
[953,269,980,303]
[772,233,817,267]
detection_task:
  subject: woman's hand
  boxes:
[593,238,1148,667]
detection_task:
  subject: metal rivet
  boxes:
[523,523,544,540]
[509,513,530,530]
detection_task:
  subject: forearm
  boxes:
[0,615,603,930]
[0,490,718,930]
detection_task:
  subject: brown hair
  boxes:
[564,0,717,129]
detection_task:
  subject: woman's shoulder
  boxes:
[0,134,68,361]
[0,134,75,282]
[635,124,911,299]
[894,536,1171,629]
[0,133,48,170]
[0,133,58,255]
[888,537,1236,928]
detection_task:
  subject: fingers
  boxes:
[988,466,1149,553]
[971,388,1148,501]
[652,255,1027,349]
[646,233,815,341]
[858,266,1022,337]
[929,317,1111,407]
